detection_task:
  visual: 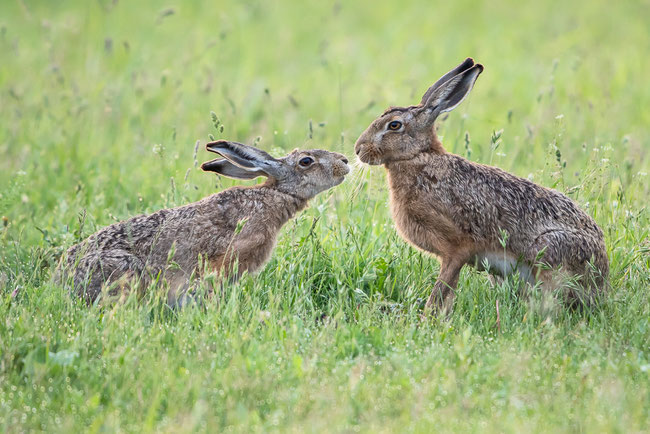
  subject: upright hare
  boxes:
[354,58,608,311]
[62,140,349,304]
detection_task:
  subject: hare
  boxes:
[61,140,349,305]
[354,58,608,312]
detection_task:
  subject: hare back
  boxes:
[66,205,202,273]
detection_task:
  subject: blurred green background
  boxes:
[0,0,649,431]
[2,0,648,233]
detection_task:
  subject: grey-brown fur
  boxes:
[61,141,349,304]
[354,58,608,312]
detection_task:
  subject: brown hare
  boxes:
[61,140,349,305]
[354,58,608,312]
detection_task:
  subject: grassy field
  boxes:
[1,0,649,431]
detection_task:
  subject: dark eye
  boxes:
[387,120,402,131]
[299,156,314,167]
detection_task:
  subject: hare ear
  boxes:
[420,64,483,122]
[201,158,267,180]
[420,58,476,105]
[205,140,285,179]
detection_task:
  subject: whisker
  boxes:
[346,158,369,200]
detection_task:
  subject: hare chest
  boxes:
[471,251,535,285]
[207,229,278,276]
[389,196,465,258]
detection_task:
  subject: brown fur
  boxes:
[60,141,349,305]
[354,58,608,312]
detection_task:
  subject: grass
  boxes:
[1,0,649,431]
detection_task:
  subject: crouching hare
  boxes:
[354,58,608,312]
[61,140,349,304]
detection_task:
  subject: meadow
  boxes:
[0,0,649,431]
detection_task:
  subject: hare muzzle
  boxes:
[334,156,350,178]
[354,141,382,165]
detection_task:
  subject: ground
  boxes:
[0,0,649,432]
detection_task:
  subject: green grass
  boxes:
[1,0,649,431]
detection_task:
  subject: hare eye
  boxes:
[387,120,402,131]
[299,157,314,167]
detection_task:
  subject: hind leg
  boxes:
[73,250,145,303]
[526,230,606,305]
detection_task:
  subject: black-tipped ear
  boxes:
[206,140,275,168]
[420,58,476,105]
[205,140,285,179]
[421,64,483,121]
[201,158,267,180]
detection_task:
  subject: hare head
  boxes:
[201,141,349,200]
[355,58,483,165]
